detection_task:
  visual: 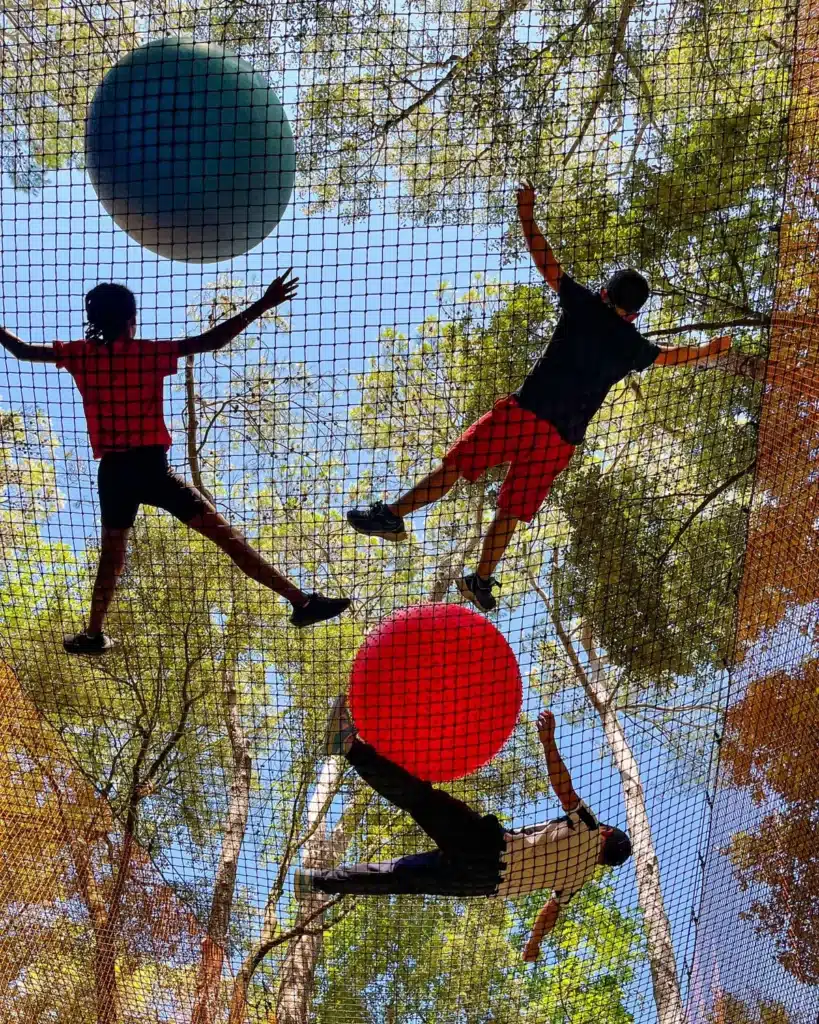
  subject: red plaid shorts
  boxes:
[443,396,575,522]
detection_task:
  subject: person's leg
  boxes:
[87,527,130,634]
[151,461,350,627]
[308,852,449,896]
[388,463,461,518]
[472,418,576,579]
[346,738,498,859]
[476,511,520,579]
[185,507,308,606]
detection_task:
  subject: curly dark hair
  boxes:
[85,283,137,344]
[605,269,650,313]
[600,826,632,867]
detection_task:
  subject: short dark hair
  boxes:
[605,269,649,313]
[85,283,137,344]
[601,826,632,867]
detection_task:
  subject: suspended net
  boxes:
[0,2,816,1023]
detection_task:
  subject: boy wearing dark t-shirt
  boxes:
[348,183,732,611]
[0,271,351,654]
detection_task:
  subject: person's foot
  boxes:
[456,573,499,613]
[324,694,357,756]
[347,501,407,542]
[293,868,316,902]
[290,594,351,628]
[63,631,117,656]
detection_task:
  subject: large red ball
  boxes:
[348,604,522,782]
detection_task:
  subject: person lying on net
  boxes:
[295,701,631,963]
[348,181,733,612]
[0,271,350,655]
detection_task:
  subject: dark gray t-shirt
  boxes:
[515,275,661,444]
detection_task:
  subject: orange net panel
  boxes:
[0,662,204,1019]
[689,1,819,1017]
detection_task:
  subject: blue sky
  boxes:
[1,159,814,1020]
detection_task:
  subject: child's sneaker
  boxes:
[290,595,351,628]
[347,501,407,542]
[324,694,357,756]
[457,574,499,613]
[63,631,117,656]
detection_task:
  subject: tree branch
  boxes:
[563,0,637,165]
[378,0,527,137]
[644,316,768,339]
[657,460,756,566]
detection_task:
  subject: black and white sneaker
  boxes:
[290,594,351,628]
[456,574,500,613]
[63,631,117,656]
[324,694,357,756]
[347,501,407,542]
[293,868,316,901]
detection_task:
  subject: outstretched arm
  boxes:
[523,898,561,962]
[517,182,564,294]
[0,326,59,364]
[537,710,580,812]
[654,334,732,367]
[179,269,299,356]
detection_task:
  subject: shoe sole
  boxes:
[324,694,351,756]
[455,578,496,613]
[291,599,352,629]
[348,523,407,543]
[63,640,117,656]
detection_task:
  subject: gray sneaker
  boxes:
[324,695,357,756]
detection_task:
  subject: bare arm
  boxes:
[654,334,732,367]
[537,710,580,812]
[517,182,564,294]
[0,326,59,364]
[523,898,561,962]
[179,269,299,356]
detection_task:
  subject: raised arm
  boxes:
[523,898,561,962]
[0,326,59,364]
[517,182,564,294]
[653,334,732,368]
[537,710,580,812]
[179,269,299,356]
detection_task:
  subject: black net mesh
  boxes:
[0,2,816,1023]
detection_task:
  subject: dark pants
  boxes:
[311,739,506,897]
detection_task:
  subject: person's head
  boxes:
[600,269,649,322]
[85,283,137,344]
[598,825,632,867]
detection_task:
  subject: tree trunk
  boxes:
[191,665,252,1024]
[540,586,686,1024]
[185,352,216,505]
[579,628,685,1024]
[274,758,345,1024]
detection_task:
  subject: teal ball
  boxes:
[85,36,295,263]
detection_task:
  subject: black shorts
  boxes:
[97,446,210,530]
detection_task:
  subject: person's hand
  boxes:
[517,179,536,210]
[522,938,541,963]
[262,268,299,310]
[537,710,556,746]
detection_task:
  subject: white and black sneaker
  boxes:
[347,501,407,542]
[457,574,500,613]
[63,631,117,656]
[293,868,316,901]
[324,695,357,756]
